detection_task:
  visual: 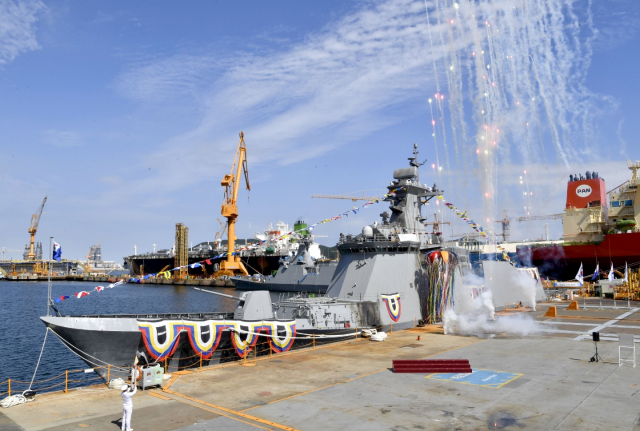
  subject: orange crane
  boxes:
[217,132,250,277]
[27,196,47,261]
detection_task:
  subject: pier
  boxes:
[2,299,640,430]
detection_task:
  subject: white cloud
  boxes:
[42,129,83,147]
[0,0,45,64]
[107,0,621,234]
[112,0,451,203]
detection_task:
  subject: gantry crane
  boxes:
[27,196,47,261]
[217,132,250,277]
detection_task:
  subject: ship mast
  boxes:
[217,132,250,277]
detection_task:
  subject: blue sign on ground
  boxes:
[425,369,522,389]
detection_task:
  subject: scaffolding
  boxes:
[174,223,189,279]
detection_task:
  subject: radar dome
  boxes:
[362,226,374,237]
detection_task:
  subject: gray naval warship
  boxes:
[40,144,462,380]
[231,237,339,293]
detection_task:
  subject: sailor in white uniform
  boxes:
[121,383,137,431]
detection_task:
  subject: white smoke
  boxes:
[516,270,538,311]
[444,273,546,336]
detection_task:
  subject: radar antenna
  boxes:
[409,143,427,168]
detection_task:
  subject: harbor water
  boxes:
[0,281,238,393]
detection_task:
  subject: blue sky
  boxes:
[1,0,639,262]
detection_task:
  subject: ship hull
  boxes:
[516,232,640,280]
[40,314,356,381]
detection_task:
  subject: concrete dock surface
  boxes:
[3,300,640,430]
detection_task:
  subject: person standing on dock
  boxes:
[121,383,137,431]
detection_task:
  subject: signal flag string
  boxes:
[53,188,406,300]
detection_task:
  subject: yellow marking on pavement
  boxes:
[162,374,180,391]
[242,336,487,412]
[148,391,171,401]
[494,372,524,389]
[161,392,270,430]
[163,388,299,431]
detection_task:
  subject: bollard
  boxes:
[107,364,110,385]
[313,334,316,350]
[200,355,202,371]
[355,327,358,340]
[7,379,10,397]
[165,359,168,374]
[390,322,393,334]
[65,370,68,394]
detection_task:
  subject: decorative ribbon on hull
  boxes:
[138,319,296,359]
[380,293,402,322]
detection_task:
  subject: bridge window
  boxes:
[625,200,634,207]
[611,201,621,207]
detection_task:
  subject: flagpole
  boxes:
[48,237,53,317]
[627,262,630,310]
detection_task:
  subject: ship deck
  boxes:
[3,298,640,430]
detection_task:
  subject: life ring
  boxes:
[135,366,142,382]
[213,263,220,272]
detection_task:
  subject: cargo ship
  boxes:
[517,161,640,280]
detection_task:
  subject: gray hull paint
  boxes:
[233,261,338,293]
[41,316,141,380]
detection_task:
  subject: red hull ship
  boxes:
[517,161,640,281]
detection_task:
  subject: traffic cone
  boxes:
[567,301,579,310]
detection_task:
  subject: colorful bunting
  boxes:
[56,187,409,304]
[440,196,489,238]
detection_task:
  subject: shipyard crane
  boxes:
[214,218,228,241]
[424,212,450,233]
[1,248,22,261]
[494,210,562,242]
[312,192,378,202]
[494,210,511,242]
[514,214,563,222]
[27,196,47,261]
[85,240,102,272]
[217,132,250,277]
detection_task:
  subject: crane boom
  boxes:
[312,194,378,202]
[27,196,47,261]
[217,132,250,276]
[515,214,562,222]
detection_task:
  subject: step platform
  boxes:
[392,359,472,374]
